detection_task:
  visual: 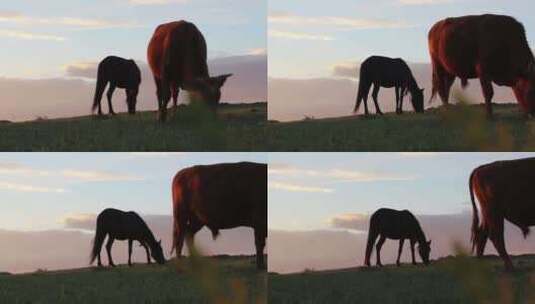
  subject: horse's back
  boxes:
[97,56,140,87]
[360,56,412,84]
[370,208,418,238]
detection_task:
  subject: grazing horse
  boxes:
[92,56,141,116]
[353,56,424,116]
[470,158,535,271]
[364,208,431,267]
[147,20,232,121]
[171,162,267,269]
[429,14,535,117]
[90,208,165,267]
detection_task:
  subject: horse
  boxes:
[364,208,431,267]
[92,56,141,116]
[147,20,232,121]
[89,208,165,267]
[353,56,424,116]
[428,14,535,117]
[171,162,267,269]
[470,158,535,271]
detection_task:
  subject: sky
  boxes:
[0,0,267,121]
[0,152,266,273]
[268,0,535,121]
[268,152,535,273]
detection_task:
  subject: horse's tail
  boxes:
[89,219,106,265]
[92,64,106,113]
[469,169,480,255]
[353,70,367,113]
[364,215,377,266]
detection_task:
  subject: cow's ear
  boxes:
[211,74,233,88]
[420,88,425,93]
[428,240,432,246]
[182,78,206,91]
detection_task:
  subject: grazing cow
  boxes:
[353,56,425,116]
[470,158,535,271]
[428,14,535,117]
[171,162,267,269]
[92,56,141,116]
[364,208,431,267]
[147,20,232,121]
[90,208,165,267]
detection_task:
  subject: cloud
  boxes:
[0,181,65,193]
[269,30,334,41]
[0,29,65,42]
[129,0,189,5]
[269,181,334,193]
[1,54,266,122]
[0,14,138,30]
[399,0,453,5]
[268,12,409,30]
[61,170,143,182]
[269,164,415,182]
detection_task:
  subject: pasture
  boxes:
[0,102,266,151]
[0,255,266,304]
[267,103,535,151]
[269,254,535,304]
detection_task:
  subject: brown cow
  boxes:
[171,162,267,269]
[470,157,535,270]
[147,20,232,121]
[428,14,535,117]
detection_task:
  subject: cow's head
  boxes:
[513,62,535,114]
[184,74,233,107]
[411,88,425,113]
[418,240,432,265]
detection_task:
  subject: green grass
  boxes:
[269,254,535,304]
[267,103,535,151]
[0,255,266,304]
[0,102,266,151]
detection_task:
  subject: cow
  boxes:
[147,20,232,121]
[470,157,535,270]
[171,162,267,269]
[428,14,535,117]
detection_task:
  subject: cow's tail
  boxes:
[92,64,106,113]
[469,169,480,254]
[429,60,439,104]
[353,70,367,113]
[171,173,189,257]
[89,218,106,265]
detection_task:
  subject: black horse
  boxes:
[92,56,141,116]
[353,56,425,115]
[364,208,431,267]
[90,208,165,267]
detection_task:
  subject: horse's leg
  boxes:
[106,84,117,115]
[364,229,378,266]
[371,84,383,115]
[410,239,416,265]
[395,87,401,114]
[106,237,115,267]
[396,239,405,266]
[399,88,405,114]
[375,235,386,266]
[128,239,133,266]
[480,77,494,118]
[255,227,267,270]
[142,243,151,264]
[172,84,179,112]
[489,219,513,271]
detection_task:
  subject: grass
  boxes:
[0,255,266,304]
[267,102,535,151]
[269,253,535,304]
[0,102,266,151]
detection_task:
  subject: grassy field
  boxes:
[0,255,266,304]
[0,102,266,151]
[269,254,535,304]
[267,103,535,151]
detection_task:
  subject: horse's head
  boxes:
[418,240,432,265]
[411,88,425,113]
[151,239,166,264]
[126,87,139,114]
[183,74,233,107]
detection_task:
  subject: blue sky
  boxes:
[268,152,535,231]
[0,152,266,231]
[269,0,535,78]
[0,0,266,78]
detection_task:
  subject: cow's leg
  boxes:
[376,236,386,266]
[106,84,117,115]
[128,239,133,266]
[480,78,494,118]
[254,227,267,270]
[396,239,405,266]
[185,219,203,255]
[410,239,417,265]
[490,219,513,271]
[106,237,115,267]
[476,227,489,258]
[438,70,455,105]
[372,84,383,115]
[158,78,172,122]
[395,87,401,114]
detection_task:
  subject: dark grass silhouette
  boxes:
[364,208,431,267]
[0,102,266,151]
[353,56,424,116]
[90,208,165,267]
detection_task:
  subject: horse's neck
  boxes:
[407,74,419,93]
[414,224,426,244]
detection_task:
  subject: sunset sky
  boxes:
[269,0,535,121]
[268,153,535,273]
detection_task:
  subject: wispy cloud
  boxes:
[268,12,409,30]
[129,0,189,5]
[0,29,65,41]
[269,181,334,193]
[0,14,138,29]
[61,170,143,182]
[269,30,334,41]
[0,181,65,193]
[399,0,453,5]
